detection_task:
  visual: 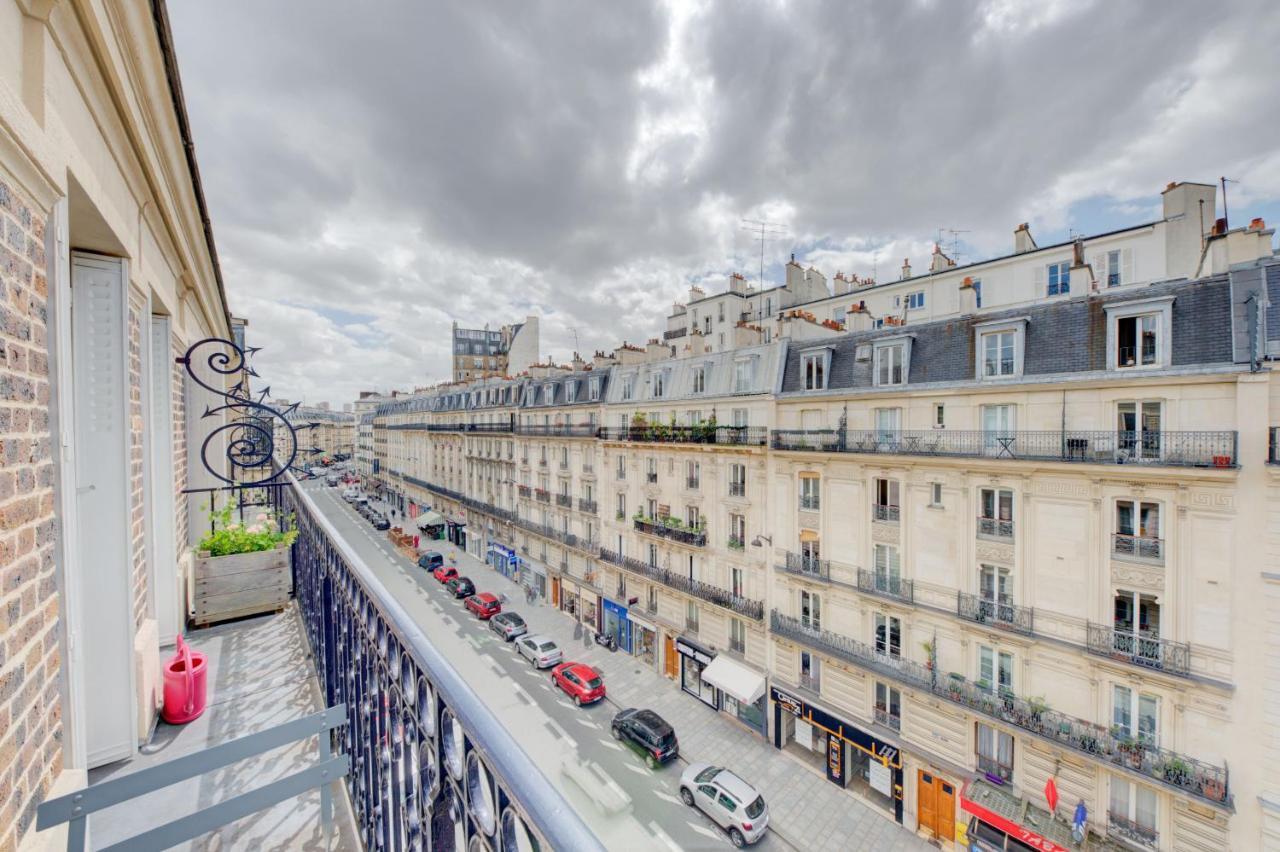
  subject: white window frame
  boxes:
[906,291,925,310]
[1112,684,1159,745]
[973,317,1027,381]
[1105,297,1173,371]
[801,348,831,391]
[589,377,601,401]
[621,375,634,400]
[872,336,911,387]
[565,380,577,402]
[691,365,706,394]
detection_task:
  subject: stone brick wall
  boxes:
[0,174,63,850]
[128,295,147,630]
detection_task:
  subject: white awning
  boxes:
[415,510,445,529]
[700,654,766,705]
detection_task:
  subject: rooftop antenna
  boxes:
[570,327,580,357]
[945,228,971,265]
[740,218,789,287]
[1220,176,1237,230]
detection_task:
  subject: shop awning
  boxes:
[700,655,766,705]
[415,510,445,529]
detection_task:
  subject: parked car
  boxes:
[678,764,769,847]
[550,662,605,706]
[371,515,390,531]
[488,612,527,641]
[612,708,679,767]
[433,564,458,584]
[418,551,444,571]
[342,488,359,501]
[515,635,562,669]
[446,577,475,598]
[465,592,501,620]
[325,475,340,487]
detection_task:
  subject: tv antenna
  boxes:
[740,219,789,287]
[569,327,580,357]
[944,228,970,265]
[1220,176,1237,230]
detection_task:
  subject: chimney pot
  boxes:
[1250,217,1266,231]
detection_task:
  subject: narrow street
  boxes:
[305,479,930,852]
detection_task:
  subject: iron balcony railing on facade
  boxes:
[771,428,1238,468]
[976,754,1014,784]
[1112,533,1164,562]
[1107,811,1159,850]
[578,498,598,514]
[957,592,1034,635]
[686,477,700,490]
[634,517,707,547]
[534,488,550,503]
[770,609,1231,808]
[599,548,763,620]
[873,503,899,523]
[646,472,659,483]
[513,424,599,437]
[517,485,531,498]
[857,569,914,604]
[1085,622,1191,677]
[729,481,746,497]
[662,327,687,340]
[874,705,901,732]
[286,475,603,852]
[555,493,572,508]
[779,551,831,583]
[977,516,1014,540]
[599,425,769,447]
[798,495,820,512]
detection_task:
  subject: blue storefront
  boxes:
[487,542,518,580]
[602,598,632,653]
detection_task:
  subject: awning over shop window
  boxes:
[415,510,445,529]
[700,654,766,705]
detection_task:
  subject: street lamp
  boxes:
[751,534,772,547]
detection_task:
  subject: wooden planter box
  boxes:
[192,544,292,627]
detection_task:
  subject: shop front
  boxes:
[445,515,467,548]
[676,637,719,708]
[561,579,599,631]
[602,599,632,653]
[771,687,904,823]
[959,778,1077,852]
[415,510,446,543]
[487,542,518,580]
[523,560,547,600]
[627,611,658,669]
[701,654,768,736]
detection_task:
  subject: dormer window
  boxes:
[873,338,910,387]
[542,384,554,404]
[974,318,1027,380]
[652,371,666,399]
[566,380,577,403]
[801,349,830,390]
[691,365,706,394]
[621,376,634,401]
[733,358,753,393]
[1106,298,1172,371]
[589,377,601,401]
[905,291,925,310]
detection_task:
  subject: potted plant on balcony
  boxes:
[1212,454,1231,468]
[1027,695,1050,722]
[1201,777,1226,802]
[1161,756,1191,786]
[192,502,298,627]
[947,672,964,699]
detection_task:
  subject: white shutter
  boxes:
[149,316,179,644]
[71,254,135,767]
[1122,247,1135,285]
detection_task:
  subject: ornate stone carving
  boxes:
[1111,561,1164,592]
[1031,478,1091,499]
[872,521,899,544]
[974,539,1015,564]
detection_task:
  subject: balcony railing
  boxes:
[402,421,514,434]
[957,592,1034,635]
[874,705,901,732]
[976,516,1014,540]
[873,503,899,523]
[600,549,763,619]
[1107,811,1159,850]
[770,608,1231,807]
[729,481,746,497]
[1112,533,1164,562]
[1085,622,1191,677]
[578,498,598,514]
[663,327,687,340]
[513,423,599,437]
[771,429,1238,468]
[534,488,550,503]
[778,551,830,582]
[976,754,1013,783]
[857,569,914,603]
[799,495,820,512]
[686,476,700,490]
[599,425,768,447]
[286,475,602,852]
[646,472,658,483]
[634,517,707,547]
[552,494,569,508]
[517,485,531,498]
[727,536,745,551]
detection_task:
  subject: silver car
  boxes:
[489,611,528,641]
[515,635,562,669]
[679,763,769,847]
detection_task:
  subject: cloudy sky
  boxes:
[169,0,1280,408]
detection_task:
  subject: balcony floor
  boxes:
[86,607,360,851]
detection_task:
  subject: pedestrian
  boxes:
[573,620,582,640]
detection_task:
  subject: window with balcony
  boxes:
[978,645,1013,695]
[1045,260,1071,296]
[615,492,626,520]
[802,350,829,390]
[621,376,634,400]
[728,513,745,549]
[800,651,821,692]
[1117,400,1162,461]
[1112,590,1166,667]
[979,328,1018,379]
[976,723,1014,782]
[1109,778,1159,849]
[692,366,706,394]
[875,407,901,442]
[873,478,899,522]
[732,408,748,428]
[687,505,701,531]
[873,340,908,386]
[978,564,1013,622]
[800,590,822,630]
[729,463,746,497]
[799,475,820,511]
[978,487,1013,539]
[1117,313,1159,368]
[874,612,901,657]
[981,403,1016,455]
[1112,685,1158,745]
[800,536,822,572]
[875,682,901,731]
[873,544,900,590]
[1115,500,1161,560]
[730,617,746,654]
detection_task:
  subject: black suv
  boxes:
[611,708,678,767]
[446,576,475,599]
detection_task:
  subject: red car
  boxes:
[551,662,605,706]
[465,592,501,620]
[433,565,458,584]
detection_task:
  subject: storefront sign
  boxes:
[826,733,843,783]
[869,762,892,797]
[775,690,803,718]
[676,638,714,666]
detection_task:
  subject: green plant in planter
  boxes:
[198,502,297,557]
[1028,696,1050,717]
[1161,756,1191,783]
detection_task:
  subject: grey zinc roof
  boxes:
[780,272,1242,393]
[603,341,787,404]
[519,369,608,408]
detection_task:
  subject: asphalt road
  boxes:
[303,479,798,851]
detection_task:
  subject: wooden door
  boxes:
[917,770,955,841]
[664,635,679,678]
[551,577,560,607]
[937,777,955,841]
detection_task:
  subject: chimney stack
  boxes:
[958,276,979,314]
[1014,223,1037,254]
[900,257,912,280]
[929,244,953,273]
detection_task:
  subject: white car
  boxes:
[679,764,769,847]
[341,488,359,501]
[515,635,562,669]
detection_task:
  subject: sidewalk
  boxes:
[435,539,933,852]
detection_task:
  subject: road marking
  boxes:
[622,763,648,776]
[652,790,683,806]
[545,720,570,740]
[597,738,623,752]
[688,822,723,842]
[573,716,599,729]
[646,820,684,852]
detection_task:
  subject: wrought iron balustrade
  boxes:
[555,493,572,508]
[873,503,899,523]
[1085,622,1190,677]
[976,516,1014,540]
[686,477,700,490]
[1107,811,1159,849]
[662,327,687,340]
[779,551,831,582]
[513,423,599,437]
[646,472,659,483]
[976,754,1014,783]
[771,428,1237,468]
[957,592,1034,635]
[634,517,707,547]
[1112,533,1164,562]
[599,425,768,446]
[516,485,531,498]
[287,475,603,852]
[874,705,901,732]
[773,605,1230,807]
[729,481,746,497]
[578,498,598,514]
[599,548,763,619]
[798,495,820,512]
[857,569,913,603]
[534,488,550,503]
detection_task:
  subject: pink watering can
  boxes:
[162,634,208,724]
